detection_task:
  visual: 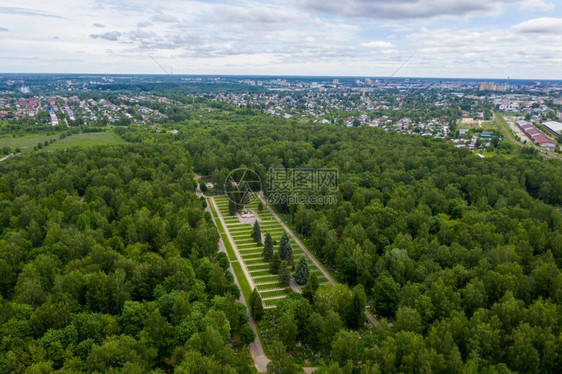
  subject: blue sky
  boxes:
[0,0,561,79]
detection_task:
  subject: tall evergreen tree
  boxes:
[228,198,237,216]
[285,243,293,264]
[249,288,264,322]
[279,232,292,263]
[270,252,281,274]
[263,233,273,262]
[252,220,262,242]
[279,260,291,287]
[294,255,309,286]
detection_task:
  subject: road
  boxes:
[0,154,13,163]
[195,177,270,372]
[256,193,379,326]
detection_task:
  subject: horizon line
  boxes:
[1,72,561,82]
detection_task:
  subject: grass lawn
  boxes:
[232,261,252,302]
[241,253,263,260]
[208,202,238,261]
[253,275,280,283]
[0,131,124,152]
[0,133,58,151]
[250,270,271,277]
[256,283,284,291]
[260,290,289,298]
[263,298,284,307]
[49,132,124,149]
[246,259,267,265]
[247,264,270,271]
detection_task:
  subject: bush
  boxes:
[240,323,255,345]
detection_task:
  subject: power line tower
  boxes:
[150,55,174,83]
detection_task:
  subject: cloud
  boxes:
[511,17,562,33]
[0,0,560,78]
[0,27,8,32]
[407,23,562,76]
[360,41,394,48]
[90,31,122,41]
[151,14,178,23]
[294,0,533,20]
[520,0,555,11]
[0,6,64,19]
[213,5,306,24]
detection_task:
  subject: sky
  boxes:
[0,0,561,79]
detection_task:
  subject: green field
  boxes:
[0,132,124,152]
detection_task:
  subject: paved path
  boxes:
[0,154,13,163]
[209,196,256,291]
[220,233,270,372]
[256,193,379,327]
[199,187,269,372]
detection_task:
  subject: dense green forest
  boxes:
[184,121,562,373]
[1,116,562,373]
[0,145,254,373]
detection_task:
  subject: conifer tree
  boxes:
[249,288,264,321]
[270,252,281,274]
[294,255,309,286]
[228,198,237,216]
[263,233,273,262]
[279,260,291,287]
[252,220,262,242]
[279,232,292,263]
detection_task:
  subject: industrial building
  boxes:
[543,121,562,137]
[516,120,557,151]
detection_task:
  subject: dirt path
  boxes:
[0,154,13,162]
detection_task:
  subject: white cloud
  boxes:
[511,17,562,33]
[0,0,560,78]
[407,23,562,77]
[294,0,526,20]
[360,41,394,48]
[90,31,122,41]
[520,0,555,11]
[150,14,178,23]
[0,6,64,19]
